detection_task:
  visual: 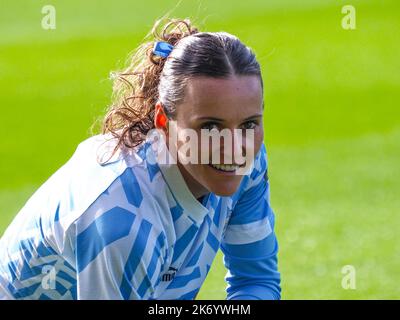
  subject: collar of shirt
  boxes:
[158,160,209,224]
[145,135,209,225]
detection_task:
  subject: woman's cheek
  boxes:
[244,126,263,158]
[255,126,264,150]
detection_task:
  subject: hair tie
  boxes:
[153,41,174,58]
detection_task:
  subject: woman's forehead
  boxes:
[181,75,263,115]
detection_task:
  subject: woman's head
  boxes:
[101,18,264,197]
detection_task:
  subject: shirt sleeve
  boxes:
[220,144,281,300]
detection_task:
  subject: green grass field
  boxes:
[1,0,399,299]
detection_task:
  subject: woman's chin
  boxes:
[195,165,243,196]
[205,178,243,197]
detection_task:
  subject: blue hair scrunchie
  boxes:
[153,41,174,58]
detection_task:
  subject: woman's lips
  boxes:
[207,163,244,176]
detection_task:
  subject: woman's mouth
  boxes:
[208,163,244,174]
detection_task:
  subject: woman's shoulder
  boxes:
[73,133,144,167]
[31,134,159,229]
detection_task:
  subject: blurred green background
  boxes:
[1,0,399,299]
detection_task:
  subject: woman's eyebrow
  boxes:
[195,114,263,122]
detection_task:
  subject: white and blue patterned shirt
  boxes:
[0,133,280,300]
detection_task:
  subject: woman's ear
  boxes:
[154,102,169,132]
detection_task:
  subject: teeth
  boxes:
[210,163,239,172]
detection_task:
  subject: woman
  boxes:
[0,18,280,300]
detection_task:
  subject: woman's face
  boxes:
[167,75,264,198]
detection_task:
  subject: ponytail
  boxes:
[100,18,199,163]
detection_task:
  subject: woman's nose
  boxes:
[217,129,247,165]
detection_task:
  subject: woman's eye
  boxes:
[201,122,220,131]
[241,121,258,130]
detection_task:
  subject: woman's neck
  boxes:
[177,161,209,200]
[165,140,209,200]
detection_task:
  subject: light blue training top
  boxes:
[0,132,280,300]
